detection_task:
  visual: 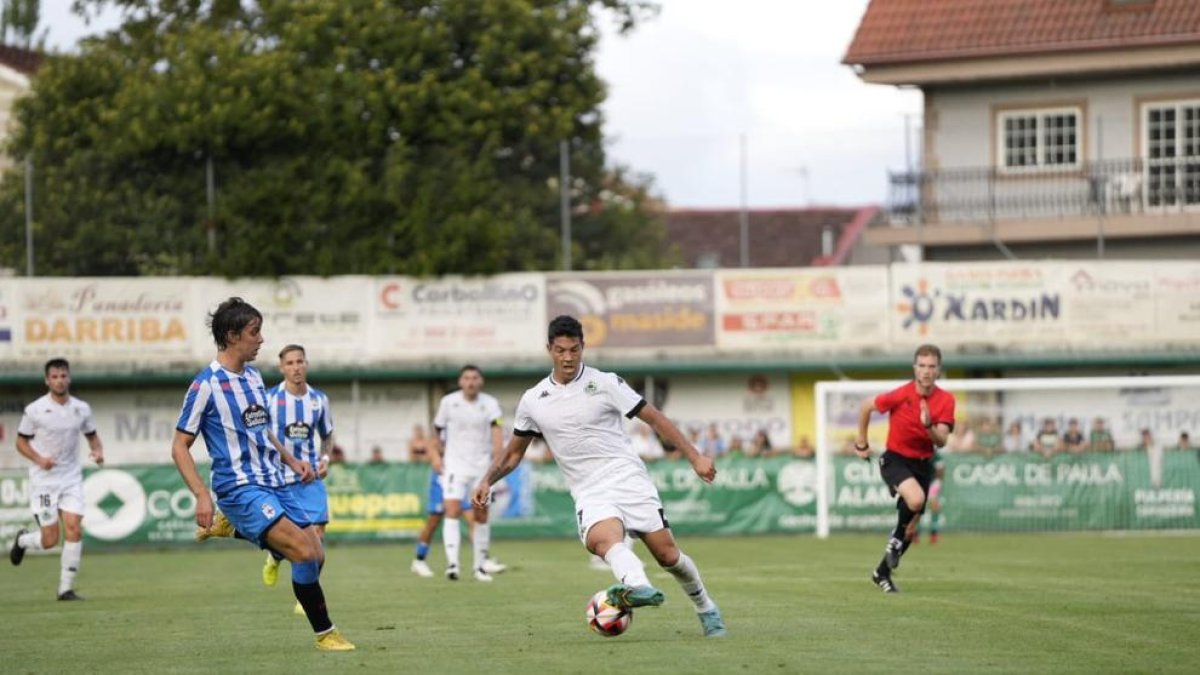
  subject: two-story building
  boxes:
[844,0,1200,261]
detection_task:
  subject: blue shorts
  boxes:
[216,484,312,549]
[427,470,444,515]
[284,479,329,525]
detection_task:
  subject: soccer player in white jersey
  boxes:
[10,358,105,601]
[431,364,505,582]
[473,315,728,637]
[261,344,335,610]
[171,298,354,651]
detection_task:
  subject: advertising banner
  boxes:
[206,276,372,366]
[2,451,1196,549]
[0,280,14,361]
[944,451,1200,531]
[714,268,888,350]
[7,278,199,363]
[889,261,1200,350]
[546,272,714,349]
[371,274,545,358]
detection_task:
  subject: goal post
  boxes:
[814,374,1200,538]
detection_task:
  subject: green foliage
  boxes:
[1,0,672,276]
[1,0,40,48]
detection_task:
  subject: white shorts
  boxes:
[440,471,485,506]
[30,481,85,526]
[574,493,667,544]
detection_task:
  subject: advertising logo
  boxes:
[83,470,148,541]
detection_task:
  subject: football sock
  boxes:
[472,523,490,572]
[292,580,333,633]
[930,511,941,536]
[603,542,650,588]
[415,541,430,561]
[443,517,461,568]
[17,530,44,551]
[664,552,716,613]
[59,540,81,594]
[269,549,285,563]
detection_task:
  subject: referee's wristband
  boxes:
[854,442,869,451]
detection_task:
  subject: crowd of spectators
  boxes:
[943,416,1192,459]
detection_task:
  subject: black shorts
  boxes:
[878,451,934,501]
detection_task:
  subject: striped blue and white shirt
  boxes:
[176,361,283,495]
[267,383,333,485]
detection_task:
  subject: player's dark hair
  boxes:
[208,297,263,350]
[279,344,306,360]
[44,357,70,376]
[460,364,483,377]
[913,343,942,365]
[548,315,584,344]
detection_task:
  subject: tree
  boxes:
[1,0,673,276]
[1,0,40,48]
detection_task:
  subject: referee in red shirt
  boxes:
[855,344,955,593]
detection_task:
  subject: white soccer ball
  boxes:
[585,590,633,637]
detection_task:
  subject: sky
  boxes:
[40,0,920,209]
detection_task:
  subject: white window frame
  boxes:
[996,106,1083,174]
[1141,98,1200,211]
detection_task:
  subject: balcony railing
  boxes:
[888,157,1200,226]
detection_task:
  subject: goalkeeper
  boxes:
[854,344,955,593]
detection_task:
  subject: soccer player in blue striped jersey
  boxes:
[170,298,355,651]
[260,344,335,609]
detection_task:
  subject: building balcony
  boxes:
[866,157,1200,248]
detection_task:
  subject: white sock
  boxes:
[442,517,461,568]
[665,551,715,613]
[17,531,44,551]
[472,523,490,572]
[60,540,82,594]
[603,542,650,588]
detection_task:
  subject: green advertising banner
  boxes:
[1,451,1195,549]
[943,450,1200,531]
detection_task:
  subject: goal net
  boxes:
[814,375,1200,538]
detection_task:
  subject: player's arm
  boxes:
[636,404,716,483]
[16,434,55,470]
[269,430,314,483]
[491,420,504,463]
[428,427,445,474]
[855,397,876,459]
[317,434,334,478]
[85,431,105,466]
[171,430,214,529]
[919,398,952,447]
[473,433,532,507]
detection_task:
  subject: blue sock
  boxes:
[416,541,429,561]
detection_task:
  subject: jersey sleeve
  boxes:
[607,372,646,419]
[318,393,335,438]
[16,405,36,438]
[176,378,212,436]
[486,395,504,427]
[874,386,903,413]
[432,396,449,432]
[932,392,956,431]
[512,393,542,437]
[80,402,98,436]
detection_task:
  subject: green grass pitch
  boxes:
[3,533,1198,673]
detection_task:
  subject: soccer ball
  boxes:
[586,590,633,637]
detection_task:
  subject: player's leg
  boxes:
[638,510,727,637]
[57,502,85,601]
[264,519,351,649]
[872,453,924,592]
[413,471,443,577]
[442,496,464,580]
[927,480,943,544]
[441,473,468,580]
[581,506,662,609]
[220,486,352,650]
[11,484,60,567]
[470,481,494,581]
